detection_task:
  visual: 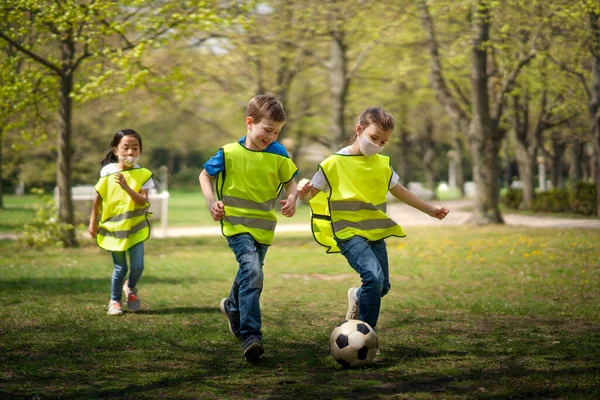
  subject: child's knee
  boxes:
[240,252,264,289]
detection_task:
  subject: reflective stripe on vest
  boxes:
[218,142,297,245]
[309,154,405,253]
[95,168,153,252]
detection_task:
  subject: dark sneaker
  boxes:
[220,298,241,339]
[242,336,264,362]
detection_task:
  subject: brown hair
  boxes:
[245,93,286,123]
[341,107,395,148]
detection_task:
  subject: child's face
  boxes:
[357,123,392,147]
[114,135,141,168]
[245,117,285,151]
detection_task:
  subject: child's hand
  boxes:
[88,220,98,238]
[210,200,225,221]
[297,178,313,197]
[114,173,130,190]
[430,206,449,220]
[280,196,296,218]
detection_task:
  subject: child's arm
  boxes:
[199,169,225,221]
[280,178,299,218]
[297,178,321,202]
[114,173,149,206]
[88,193,101,238]
[389,184,449,220]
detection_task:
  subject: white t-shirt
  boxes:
[100,163,155,191]
[310,147,399,193]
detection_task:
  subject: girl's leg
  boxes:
[336,236,385,328]
[126,242,145,288]
[111,251,128,302]
[370,239,390,297]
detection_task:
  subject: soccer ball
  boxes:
[329,319,378,368]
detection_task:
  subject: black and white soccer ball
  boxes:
[329,319,378,368]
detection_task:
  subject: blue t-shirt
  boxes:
[204,136,298,178]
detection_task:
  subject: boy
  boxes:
[199,94,299,362]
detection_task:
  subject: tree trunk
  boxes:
[329,32,348,150]
[57,72,78,247]
[550,132,566,189]
[514,137,536,209]
[568,139,584,183]
[397,127,411,186]
[0,126,3,209]
[589,11,600,216]
[467,2,504,224]
[451,135,465,195]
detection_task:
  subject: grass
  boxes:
[0,191,311,234]
[1,226,599,399]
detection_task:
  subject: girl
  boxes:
[89,129,154,316]
[297,107,449,330]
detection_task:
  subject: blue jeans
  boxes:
[226,233,268,340]
[335,236,390,328]
[110,242,144,302]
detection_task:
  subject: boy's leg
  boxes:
[227,234,266,360]
[336,236,385,329]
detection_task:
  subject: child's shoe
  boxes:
[107,300,123,316]
[345,287,359,320]
[220,298,241,339]
[123,280,141,312]
[242,336,264,362]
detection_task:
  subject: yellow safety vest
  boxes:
[216,142,298,245]
[95,168,153,252]
[309,154,405,253]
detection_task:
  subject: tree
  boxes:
[0,1,230,246]
[417,0,547,224]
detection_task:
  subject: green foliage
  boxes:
[532,188,571,213]
[16,188,77,249]
[502,183,598,216]
[569,181,598,216]
[501,188,523,209]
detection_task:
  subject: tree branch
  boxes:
[0,31,61,75]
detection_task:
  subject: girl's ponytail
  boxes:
[100,149,117,166]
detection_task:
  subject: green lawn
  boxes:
[1,227,599,399]
[0,191,311,234]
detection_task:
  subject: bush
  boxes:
[501,182,597,216]
[569,182,597,216]
[501,188,523,210]
[532,188,570,213]
[17,188,76,249]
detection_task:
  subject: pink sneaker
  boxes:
[123,280,141,312]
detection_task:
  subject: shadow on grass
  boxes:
[0,276,198,297]
[141,306,219,315]
[2,311,599,399]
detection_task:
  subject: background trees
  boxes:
[0,0,597,246]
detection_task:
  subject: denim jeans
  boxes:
[335,236,390,328]
[110,242,144,302]
[226,233,268,340]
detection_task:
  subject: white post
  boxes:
[537,156,546,192]
[448,159,457,189]
[161,191,169,237]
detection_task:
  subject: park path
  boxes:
[151,199,600,238]
[1,199,598,241]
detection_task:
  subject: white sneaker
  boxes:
[345,287,359,320]
[107,300,123,316]
[123,280,141,312]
